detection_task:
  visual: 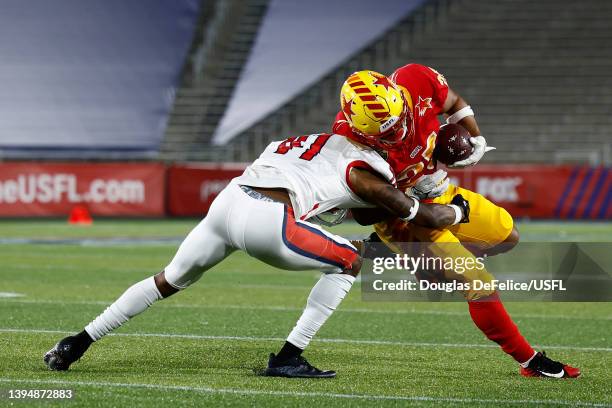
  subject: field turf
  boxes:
[0,219,610,407]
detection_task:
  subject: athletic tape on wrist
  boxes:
[401,198,419,222]
[446,105,474,124]
[449,204,463,225]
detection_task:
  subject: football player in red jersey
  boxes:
[332,67,580,378]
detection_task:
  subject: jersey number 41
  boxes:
[274,134,331,161]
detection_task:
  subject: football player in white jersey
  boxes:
[44,73,470,378]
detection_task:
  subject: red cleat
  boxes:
[519,352,581,378]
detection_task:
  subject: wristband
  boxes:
[446,105,474,124]
[401,198,419,222]
[448,204,463,225]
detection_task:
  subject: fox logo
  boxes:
[477,177,522,202]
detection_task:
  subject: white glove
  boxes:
[407,169,450,200]
[448,136,496,168]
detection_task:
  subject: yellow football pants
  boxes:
[374,185,514,300]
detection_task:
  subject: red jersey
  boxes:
[333,64,449,190]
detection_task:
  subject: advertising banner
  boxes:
[167,164,247,216]
[167,163,609,219]
[0,162,165,216]
[448,165,610,219]
[1,162,608,219]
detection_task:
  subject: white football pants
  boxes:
[164,183,359,289]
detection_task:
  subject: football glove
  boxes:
[406,169,450,200]
[451,194,470,223]
[448,135,495,168]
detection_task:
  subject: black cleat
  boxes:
[44,334,92,371]
[262,353,336,378]
[520,351,581,378]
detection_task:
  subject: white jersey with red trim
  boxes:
[232,133,395,220]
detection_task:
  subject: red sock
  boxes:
[468,292,535,363]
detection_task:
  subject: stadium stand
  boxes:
[161,0,270,161]
[3,0,608,165]
[0,0,200,160]
[210,0,427,147]
[162,0,430,161]
[167,0,611,164]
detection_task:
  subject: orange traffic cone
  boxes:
[68,205,93,225]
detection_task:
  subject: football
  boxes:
[434,123,474,165]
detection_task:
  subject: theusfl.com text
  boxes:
[0,174,145,204]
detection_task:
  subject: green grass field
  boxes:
[1,220,611,407]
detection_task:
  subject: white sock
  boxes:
[286,273,356,349]
[85,277,162,341]
[520,351,538,368]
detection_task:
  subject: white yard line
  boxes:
[0,378,609,407]
[3,298,611,321]
[0,292,25,298]
[1,327,610,352]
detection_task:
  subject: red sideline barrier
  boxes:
[0,162,165,216]
[447,165,610,220]
[167,163,247,216]
[167,164,610,219]
[0,162,609,219]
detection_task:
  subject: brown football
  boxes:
[434,123,474,166]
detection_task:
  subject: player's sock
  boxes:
[520,350,538,368]
[84,276,162,341]
[276,341,304,361]
[467,291,535,364]
[75,330,94,346]
[285,273,355,351]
